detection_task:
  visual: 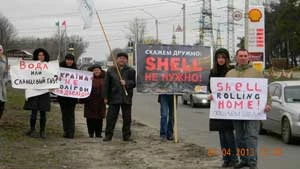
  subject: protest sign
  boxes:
[52,68,93,98]
[209,78,268,120]
[136,44,212,93]
[10,60,60,89]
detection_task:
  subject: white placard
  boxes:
[10,60,60,89]
[209,78,268,120]
[52,68,93,98]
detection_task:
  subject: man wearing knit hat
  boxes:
[103,52,136,142]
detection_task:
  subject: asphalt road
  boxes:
[132,93,300,169]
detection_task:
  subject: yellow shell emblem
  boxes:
[248,8,262,22]
[194,85,202,92]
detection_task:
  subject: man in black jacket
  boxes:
[103,52,136,141]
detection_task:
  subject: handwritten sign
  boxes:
[52,68,93,98]
[10,60,60,89]
[209,78,268,120]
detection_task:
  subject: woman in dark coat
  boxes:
[58,54,78,139]
[83,64,106,138]
[208,48,237,167]
[24,48,51,138]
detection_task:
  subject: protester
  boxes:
[82,64,106,138]
[0,45,8,120]
[208,48,237,167]
[226,48,272,169]
[23,48,51,138]
[58,54,78,139]
[103,52,136,142]
[158,94,174,142]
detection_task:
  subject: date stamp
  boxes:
[207,147,283,157]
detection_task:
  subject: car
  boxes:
[181,92,210,108]
[260,81,300,144]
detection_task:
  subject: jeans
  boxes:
[234,120,260,165]
[219,130,238,163]
[159,95,174,139]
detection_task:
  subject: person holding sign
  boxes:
[208,48,238,167]
[24,48,51,138]
[58,54,78,139]
[226,49,272,169]
[103,52,136,142]
[0,45,8,120]
[82,64,106,138]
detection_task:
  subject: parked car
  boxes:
[181,92,210,108]
[260,81,300,144]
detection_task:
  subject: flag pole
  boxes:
[57,21,61,61]
[95,11,128,96]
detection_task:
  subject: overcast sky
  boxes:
[0,0,264,61]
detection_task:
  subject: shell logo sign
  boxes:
[248,8,262,22]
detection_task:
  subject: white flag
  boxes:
[78,0,96,29]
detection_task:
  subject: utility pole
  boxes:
[172,24,177,45]
[155,19,159,43]
[163,0,186,44]
[201,0,214,49]
[183,3,186,44]
[216,23,222,49]
[245,0,249,49]
[227,0,235,59]
[140,9,159,43]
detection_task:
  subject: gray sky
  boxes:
[0,0,256,61]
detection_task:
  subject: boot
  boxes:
[40,119,46,139]
[26,118,36,137]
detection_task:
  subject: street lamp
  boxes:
[161,0,186,44]
[140,9,159,43]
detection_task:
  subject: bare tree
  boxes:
[127,18,146,44]
[0,14,17,50]
[11,35,88,61]
[106,48,124,61]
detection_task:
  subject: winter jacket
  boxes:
[104,65,136,105]
[226,64,272,105]
[208,66,234,131]
[23,92,50,112]
[83,71,106,119]
[57,61,78,105]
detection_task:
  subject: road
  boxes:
[132,93,300,169]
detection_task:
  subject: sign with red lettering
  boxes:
[136,44,212,93]
[209,78,268,120]
[52,68,92,98]
[10,60,60,89]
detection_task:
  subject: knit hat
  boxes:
[116,52,128,59]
